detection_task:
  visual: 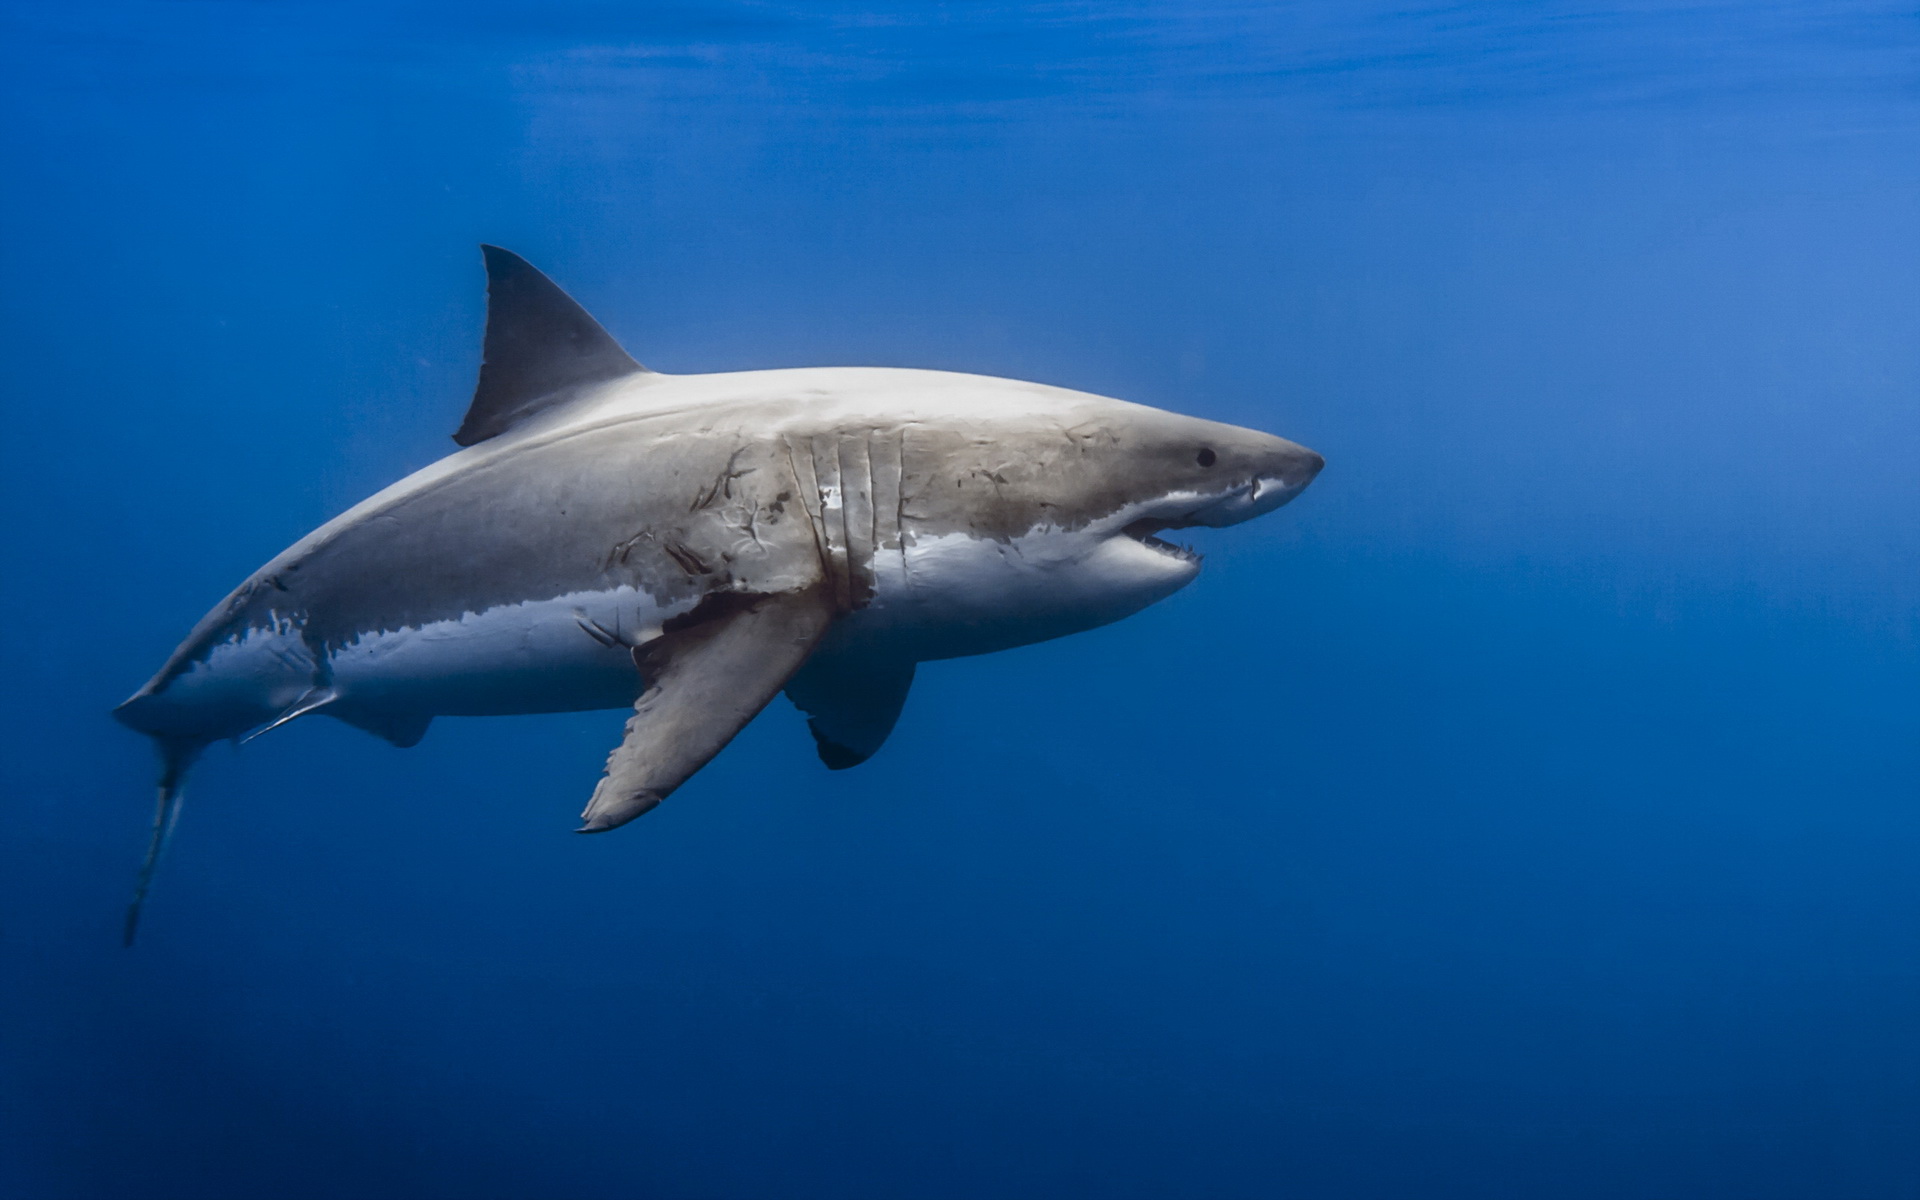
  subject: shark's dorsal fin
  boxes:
[453,246,648,447]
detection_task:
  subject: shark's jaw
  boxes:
[1110,468,1317,565]
[1120,518,1203,565]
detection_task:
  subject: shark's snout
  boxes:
[1259,440,1324,501]
[1286,446,1327,488]
[1190,439,1323,528]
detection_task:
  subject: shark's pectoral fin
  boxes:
[784,653,915,770]
[577,588,835,833]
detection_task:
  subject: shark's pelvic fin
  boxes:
[239,685,338,744]
[578,588,835,833]
[453,246,649,447]
[784,652,915,770]
[331,706,433,749]
[123,739,204,947]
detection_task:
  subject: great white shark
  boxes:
[115,247,1324,942]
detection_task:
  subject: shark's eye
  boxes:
[1196,448,1217,467]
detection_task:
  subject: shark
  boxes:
[114,246,1324,942]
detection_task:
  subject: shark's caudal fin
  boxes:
[123,738,204,947]
[452,246,650,447]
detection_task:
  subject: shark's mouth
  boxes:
[1121,518,1202,563]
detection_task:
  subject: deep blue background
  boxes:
[4,3,1919,1197]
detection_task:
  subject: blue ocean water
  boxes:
[3,3,1918,1197]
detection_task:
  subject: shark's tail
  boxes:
[123,738,204,948]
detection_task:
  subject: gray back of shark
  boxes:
[114,246,1324,942]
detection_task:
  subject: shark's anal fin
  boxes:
[123,738,204,947]
[784,652,916,770]
[453,246,649,447]
[577,588,835,833]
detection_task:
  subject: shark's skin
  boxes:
[115,247,1323,941]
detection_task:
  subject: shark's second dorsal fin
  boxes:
[453,246,648,447]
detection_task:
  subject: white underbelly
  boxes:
[327,585,679,716]
[835,526,1196,661]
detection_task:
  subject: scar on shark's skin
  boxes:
[112,245,1324,943]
